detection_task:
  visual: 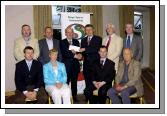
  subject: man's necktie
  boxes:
[87,37,91,46]
[69,40,72,45]
[106,36,111,49]
[28,62,31,71]
[126,36,131,48]
[100,60,104,68]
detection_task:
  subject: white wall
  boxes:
[102,5,120,38]
[5,5,34,91]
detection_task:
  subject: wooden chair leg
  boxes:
[48,96,51,104]
[70,96,73,104]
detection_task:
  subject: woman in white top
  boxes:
[103,23,123,72]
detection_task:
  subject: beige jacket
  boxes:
[14,37,39,62]
[115,59,144,97]
[103,34,123,72]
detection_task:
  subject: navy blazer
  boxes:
[38,38,62,65]
[15,59,44,92]
[81,35,102,64]
[92,58,115,85]
[60,38,80,73]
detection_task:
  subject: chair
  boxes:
[109,92,145,104]
[25,98,37,104]
[87,80,115,104]
[48,96,73,104]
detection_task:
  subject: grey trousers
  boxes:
[108,86,136,104]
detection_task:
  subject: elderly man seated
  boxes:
[108,48,144,104]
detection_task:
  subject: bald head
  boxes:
[123,48,133,63]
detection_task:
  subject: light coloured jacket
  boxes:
[115,59,144,97]
[103,33,123,72]
[43,61,67,86]
[14,37,39,62]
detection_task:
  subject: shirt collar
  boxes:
[127,34,133,39]
[25,59,33,64]
[46,38,53,41]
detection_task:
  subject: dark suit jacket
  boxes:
[38,38,62,65]
[92,58,115,85]
[122,34,143,61]
[81,35,102,65]
[15,59,44,92]
[60,38,80,73]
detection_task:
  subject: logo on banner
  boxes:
[67,24,85,40]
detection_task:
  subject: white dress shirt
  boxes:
[46,38,53,50]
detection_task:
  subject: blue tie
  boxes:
[126,36,131,48]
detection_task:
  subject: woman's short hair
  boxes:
[49,48,58,55]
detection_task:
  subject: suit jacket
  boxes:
[103,34,123,72]
[122,34,143,61]
[14,37,39,62]
[43,61,67,85]
[115,59,144,96]
[81,35,102,65]
[15,59,44,92]
[60,38,80,73]
[92,58,115,85]
[38,38,62,65]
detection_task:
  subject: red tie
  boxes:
[106,36,111,49]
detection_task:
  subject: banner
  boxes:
[61,12,90,94]
[61,12,90,41]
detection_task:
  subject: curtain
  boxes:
[81,5,103,37]
[33,5,52,40]
[119,5,134,38]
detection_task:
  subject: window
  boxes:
[134,11,143,37]
[52,5,81,40]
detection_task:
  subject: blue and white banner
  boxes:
[61,12,90,42]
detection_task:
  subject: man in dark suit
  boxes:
[60,27,82,102]
[80,24,102,89]
[10,46,48,104]
[38,26,62,65]
[121,23,143,62]
[84,46,115,104]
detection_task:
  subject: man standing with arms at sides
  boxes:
[38,26,62,65]
[14,24,39,62]
[80,24,102,93]
[103,23,123,72]
[120,23,143,62]
[60,27,82,102]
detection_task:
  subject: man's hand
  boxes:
[115,84,126,92]
[71,49,76,54]
[25,91,37,100]
[55,83,63,89]
[79,48,85,52]
[74,53,82,60]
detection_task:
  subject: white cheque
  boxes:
[69,45,80,52]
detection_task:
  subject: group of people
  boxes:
[8,22,144,104]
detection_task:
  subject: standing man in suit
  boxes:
[84,46,115,104]
[80,24,102,89]
[14,24,39,62]
[121,23,143,62]
[60,27,82,102]
[103,23,123,72]
[11,46,48,104]
[108,48,144,104]
[38,26,62,65]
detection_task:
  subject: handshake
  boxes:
[69,45,86,60]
